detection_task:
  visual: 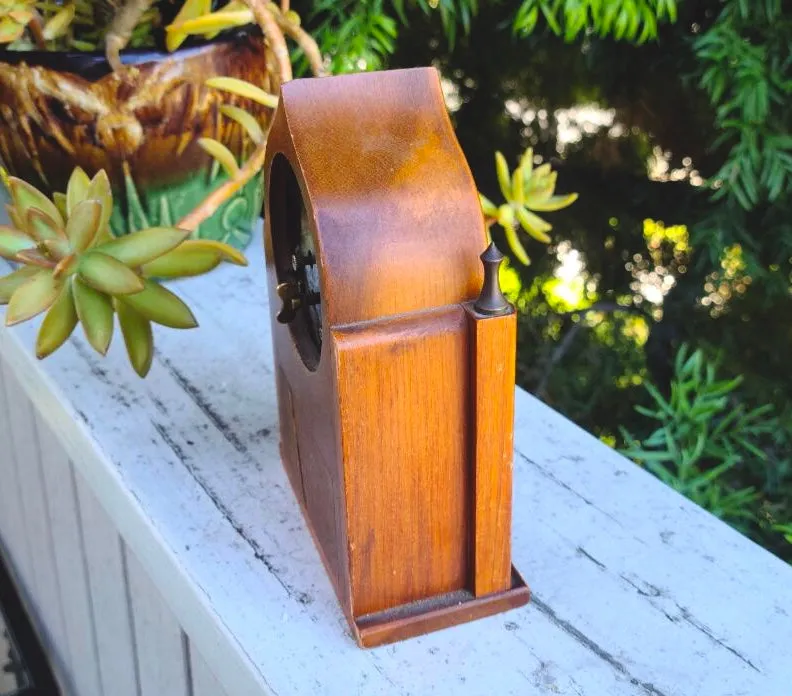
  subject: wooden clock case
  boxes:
[263,67,529,648]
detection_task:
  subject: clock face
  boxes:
[270,154,323,371]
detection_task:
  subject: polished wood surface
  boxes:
[263,67,527,646]
[465,304,517,597]
[334,306,470,616]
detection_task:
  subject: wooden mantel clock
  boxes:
[263,66,530,648]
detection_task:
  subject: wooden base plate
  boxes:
[353,568,530,648]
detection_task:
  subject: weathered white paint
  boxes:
[0,215,790,696]
[34,408,102,696]
[126,550,190,696]
[191,646,229,696]
[74,468,140,696]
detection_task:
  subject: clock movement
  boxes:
[263,67,530,647]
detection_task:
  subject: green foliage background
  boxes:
[292,0,792,561]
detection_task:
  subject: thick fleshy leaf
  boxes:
[27,208,64,243]
[36,279,78,359]
[0,224,34,259]
[78,252,145,295]
[495,151,511,200]
[8,178,64,228]
[0,265,39,304]
[168,9,253,38]
[0,18,25,44]
[53,192,68,220]
[115,299,153,378]
[205,77,279,108]
[98,227,191,267]
[85,170,113,239]
[165,0,212,51]
[5,271,61,326]
[198,138,240,177]
[16,248,56,268]
[511,166,525,206]
[66,199,101,252]
[478,193,498,217]
[6,203,24,232]
[41,4,75,40]
[73,277,114,355]
[526,192,579,212]
[504,225,531,265]
[121,280,197,329]
[66,167,91,216]
[141,239,246,278]
[516,207,552,244]
[220,105,265,145]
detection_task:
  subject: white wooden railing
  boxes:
[0,216,791,696]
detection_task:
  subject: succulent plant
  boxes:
[0,0,74,47]
[479,148,579,265]
[0,167,246,377]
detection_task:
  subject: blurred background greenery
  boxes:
[291,0,792,561]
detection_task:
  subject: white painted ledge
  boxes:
[1,218,791,696]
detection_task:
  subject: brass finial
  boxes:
[474,243,511,316]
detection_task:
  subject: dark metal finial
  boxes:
[474,243,511,316]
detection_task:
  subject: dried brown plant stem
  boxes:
[275,12,326,76]
[239,0,292,82]
[176,140,268,232]
[27,11,47,50]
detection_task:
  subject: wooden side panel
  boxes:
[465,307,516,596]
[75,473,140,696]
[333,306,470,616]
[126,549,190,696]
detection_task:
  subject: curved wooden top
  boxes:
[264,67,486,327]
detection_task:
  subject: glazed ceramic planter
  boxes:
[0,32,277,249]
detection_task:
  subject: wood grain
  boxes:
[333,306,470,616]
[465,304,517,596]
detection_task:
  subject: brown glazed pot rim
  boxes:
[0,27,261,81]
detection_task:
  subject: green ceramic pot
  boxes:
[0,31,275,249]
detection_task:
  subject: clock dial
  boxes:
[270,154,323,371]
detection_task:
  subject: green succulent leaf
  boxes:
[0,265,39,304]
[0,225,35,260]
[5,271,61,326]
[220,105,265,145]
[99,227,191,268]
[141,239,246,279]
[504,224,531,265]
[66,167,91,217]
[36,279,78,359]
[205,76,279,108]
[53,193,68,221]
[198,138,240,178]
[66,200,102,252]
[495,151,512,200]
[121,280,198,329]
[516,207,552,243]
[27,208,64,243]
[85,170,114,240]
[6,203,25,232]
[527,192,579,212]
[479,193,498,218]
[8,178,64,229]
[78,252,145,296]
[73,278,114,355]
[511,166,525,206]
[115,299,154,378]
